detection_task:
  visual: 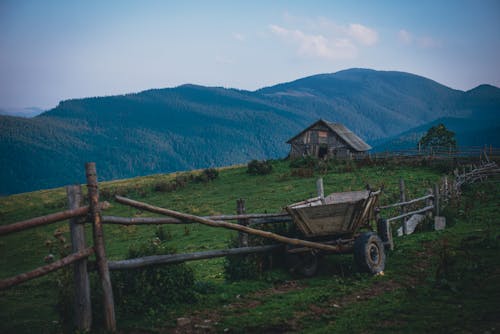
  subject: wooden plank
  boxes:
[0,206,89,236]
[0,247,94,290]
[115,196,345,253]
[386,205,434,223]
[378,194,434,209]
[67,185,92,331]
[101,212,291,225]
[85,162,116,332]
[108,244,282,270]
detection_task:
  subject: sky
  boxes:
[1,0,499,110]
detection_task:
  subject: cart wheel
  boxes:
[354,232,386,274]
[377,218,394,251]
[285,251,319,277]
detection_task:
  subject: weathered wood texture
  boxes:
[378,194,434,209]
[67,185,92,331]
[0,247,94,291]
[85,162,116,332]
[237,199,249,247]
[108,244,282,270]
[115,196,346,253]
[0,206,89,236]
[101,212,290,225]
[399,178,407,234]
[433,183,440,217]
[386,205,434,223]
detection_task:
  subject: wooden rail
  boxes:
[101,212,290,225]
[0,206,89,236]
[386,205,434,223]
[115,195,346,253]
[108,244,282,270]
[378,194,434,209]
[0,247,94,290]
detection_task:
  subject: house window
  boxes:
[318,131,328,144]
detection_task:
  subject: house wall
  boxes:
[289,123,352,159]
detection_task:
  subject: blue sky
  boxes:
[1,0,499,109]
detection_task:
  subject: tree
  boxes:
[418,123,457,151]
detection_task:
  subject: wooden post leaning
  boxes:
[67,185,92,331]
[399,178,407,235]
[237,199,249,247]
[85,163,116,332]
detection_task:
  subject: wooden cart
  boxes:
[284,189,391,276]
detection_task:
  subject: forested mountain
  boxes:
[1,68,499,195]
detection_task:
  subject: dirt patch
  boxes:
[168,281,304,333]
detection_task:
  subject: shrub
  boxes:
[289,156,318,169]
[224,222,294,281]
[112,240,196,315]
[194,168,219,183]
[247,159,273,175]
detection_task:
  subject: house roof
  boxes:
[286,119,372,152]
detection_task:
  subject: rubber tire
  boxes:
[354,232,386,274]
[377,218,394,251]
[285,251,319,277]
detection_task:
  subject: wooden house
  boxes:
[287,119,371,159]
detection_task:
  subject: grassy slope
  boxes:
[0,160,498,333]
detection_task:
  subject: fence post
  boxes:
[433,183,440,217]
[399,178,407,235]
[316,178,325,203]
[237,199,248,247]
[85,162,116,332]
[67,185,92,331]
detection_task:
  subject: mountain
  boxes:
[372,84,500,151]
[1,68,499,195]
[0,107,44,118]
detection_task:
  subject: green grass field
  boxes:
[1,159,499,333]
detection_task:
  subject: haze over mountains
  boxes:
[1,68,499,195]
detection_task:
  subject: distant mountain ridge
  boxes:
[1,68,499,195]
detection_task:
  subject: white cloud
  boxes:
[232,32,245,41]
[398,29,439,48]
[347,23,379,46]
[398,29,412,44]
[417,36,439,48]
[269,24,357,60]
[269,16,378,61]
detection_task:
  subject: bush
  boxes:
[247,159,273,175]
[224,222,294,281]
[289,156,318,169]
[112,240,196,315]
[194,168,219,183]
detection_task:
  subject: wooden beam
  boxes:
[115,196,344,253]
[0,206,89,236]
[101,212,291,225]
[0,247,94,291]
[386,205,434,223]
[108,244,282,270]
[378,194,434,210]
[85,163,116,332]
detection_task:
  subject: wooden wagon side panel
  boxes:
[287,200,366,237]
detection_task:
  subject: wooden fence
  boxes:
[1,158,498,331]
[368,145,500,160]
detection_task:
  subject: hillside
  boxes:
[1,68,500,195]
[0,160,498,333]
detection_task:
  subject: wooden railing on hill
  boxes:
[1,157,498,332]
[367,145,500,160]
